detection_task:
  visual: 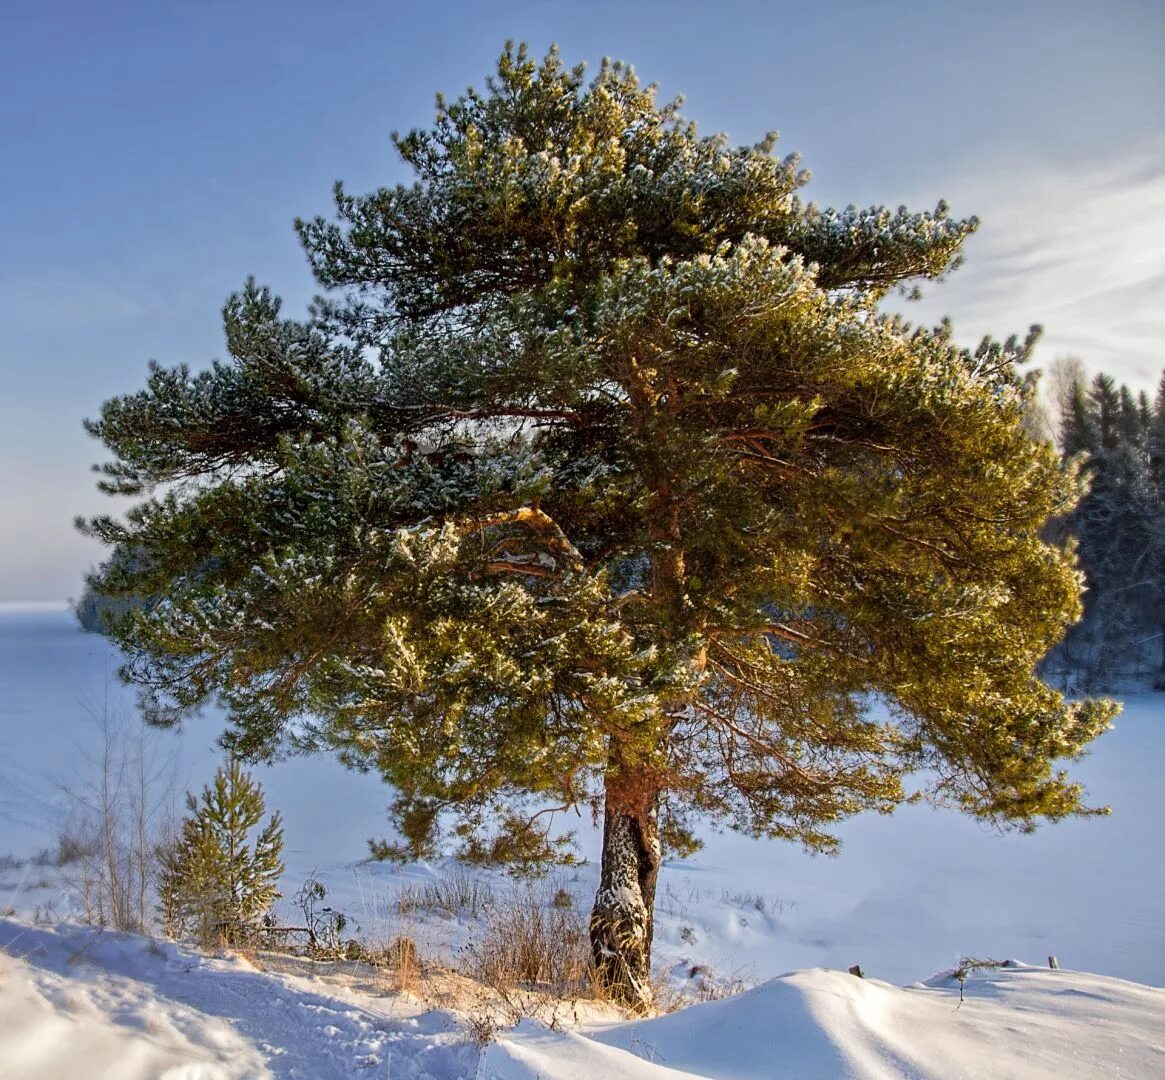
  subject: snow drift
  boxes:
[3,918,1162,1079]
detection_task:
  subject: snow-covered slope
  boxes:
[3,919,1163,1079]
[584,964,1165,1079]
[0,919,475,1080]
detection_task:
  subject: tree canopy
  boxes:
[83,44,1115,1008]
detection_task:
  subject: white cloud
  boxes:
[898,137,1165,391]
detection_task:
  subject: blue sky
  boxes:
[2,0,1163,601]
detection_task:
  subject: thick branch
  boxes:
[469,505,586,572]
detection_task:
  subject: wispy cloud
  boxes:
[900,137,1165,390]
[0,275,149,328]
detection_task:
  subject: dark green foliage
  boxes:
[157,759,284,944]
[1051,367,1165,688]
[74,547,147,633]
[87,43,1115,1000]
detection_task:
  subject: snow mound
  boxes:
[489,964,1165,1079]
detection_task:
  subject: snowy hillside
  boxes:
[2,919,1162,1079]
[504,963,1165,1079]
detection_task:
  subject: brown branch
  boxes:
[716,433,808,476]
[420,405,585,424]
[875,521,968,567]
[485,558,556,578]
[691,700,831,790]
[469,505,586,572]
[704,653,796,712]
[707,621,867,665]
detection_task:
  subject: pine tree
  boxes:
[1149,373,1165,489]
[86,44,1115,1009]
[1053,367,1165,687]
[1060,375,1098,457]
[1091,374,1122,452]
[157,760,284,945]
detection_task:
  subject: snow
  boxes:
[497,965,1165,1079]
[2,604,1164,1077]
[2,919,1161,1079]
[0,919,474,1079]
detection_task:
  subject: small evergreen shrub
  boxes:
[157,759,284,947]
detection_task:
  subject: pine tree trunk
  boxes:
[590,766,661,1012]
[587,473,677,1011]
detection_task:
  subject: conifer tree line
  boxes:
[80,44,1116,1009]
[1045,365,1165,690]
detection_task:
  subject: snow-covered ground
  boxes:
[1,919,1162,1079]
[0,919,474,1079]
[2,603,1164,1077]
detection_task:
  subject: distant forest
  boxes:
[77,361,1165,693]
[1039,362,1165,691]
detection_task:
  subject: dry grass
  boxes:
[653,963,749,1012]
[461,878,595,1000]
[337,866,630,1029]
[395,866,494,919]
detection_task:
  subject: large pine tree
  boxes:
[84,45,1114,1009]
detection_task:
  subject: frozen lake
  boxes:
[1,603,1161,987]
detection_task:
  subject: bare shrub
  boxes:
[57,699,180,933]
[295,873,355,958]
[463,1008,502,1048]
[685,967,747,1003]
[550,887,573,909]
[353,934,423,993]
[387,934,419,969]
[380,934,422,991]
[653,964,748,1012]
[947,955,1009,1004]
[720,888,792,917]
[56,832,99,867]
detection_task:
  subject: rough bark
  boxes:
[588,408,677,1010]
[590,766,662,1012]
